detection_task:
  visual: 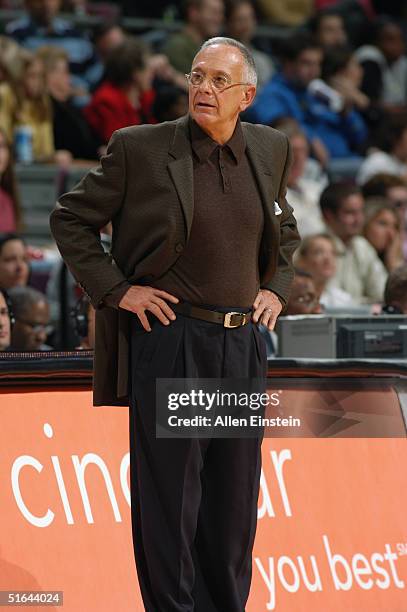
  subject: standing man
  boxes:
[50,37,300,611]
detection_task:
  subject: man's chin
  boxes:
[192,108,218,122]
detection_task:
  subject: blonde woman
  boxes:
[363,197,404,272]
[295,233,356,308]
[0,50,71,165]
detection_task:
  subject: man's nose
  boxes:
[197,75,213,93]
[36,328,47,343]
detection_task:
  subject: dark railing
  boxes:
[1,352,407,386]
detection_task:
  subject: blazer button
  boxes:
[175,243,184,253]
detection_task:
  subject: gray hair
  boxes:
[195,37,257,86]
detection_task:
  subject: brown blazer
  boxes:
[49,114,300,406]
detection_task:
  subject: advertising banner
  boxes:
[0,386,406,611]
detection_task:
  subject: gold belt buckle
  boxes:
[224,312,246,328]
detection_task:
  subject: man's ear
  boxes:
[322,209,333,225]
[240,85,256,112]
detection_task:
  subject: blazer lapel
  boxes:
[168,115,194,243]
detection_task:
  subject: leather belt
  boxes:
[172,303,252,328]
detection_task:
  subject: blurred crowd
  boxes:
[0,0,407,354]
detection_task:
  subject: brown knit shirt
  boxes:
[153,117,264,308]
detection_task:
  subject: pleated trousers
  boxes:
[128,303,267,612]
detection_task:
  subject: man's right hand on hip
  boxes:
[119,285,179,331]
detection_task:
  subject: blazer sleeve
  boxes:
[49,129,131,309]
[260,135,301,308]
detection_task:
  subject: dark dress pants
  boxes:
[128,304,267,612]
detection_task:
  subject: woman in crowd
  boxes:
[0,287,12,351]
[0,233,30,290]
[362,172,407,259]
[37,45,101,160]
[84,37,156,145]
[363,197,404,272]
[0,128,22,233]
[0,36,25,85]
[0,50,72,165]
[295,233,356,309]
[321,44,382,131]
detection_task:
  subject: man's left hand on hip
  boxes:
[252,289,282,331]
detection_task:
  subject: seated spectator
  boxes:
[224,0,273,91]
[0,287,13,351]
[148,53,190,94]
[362,172,407,206]
[8,285,53,351]
[320,182,388,303]
[314,1,375,46]
[363,197,404,272]
[274,119,325,237]
[256,0,313,26]
[361,172,407,258]
[320,45,381,131]
[0,35,26,84]
[309,8,348,49]
[0,233,30,290]
[84,37,156,145]
[89,21,127,90]
[357,115,407,185]
[93,22,126,64]
[0,50,72,164]
[152,85,188,122]
[0,128,22,233]
[6,0,101,94]
[246,32,367,162]
[37,45,100,159]
[295,234,356,308]
[355,17,407,113]
[163,0,224,74]
[382,264,407,314]
[285,269,322,315]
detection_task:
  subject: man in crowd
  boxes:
[320,182,388,303]
[8,286,53,351]
[285,269,322,315]
[246,31,367,163]
[164,0,224,73]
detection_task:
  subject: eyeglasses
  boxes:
[17,319,54,334]
[185,71,251,92]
